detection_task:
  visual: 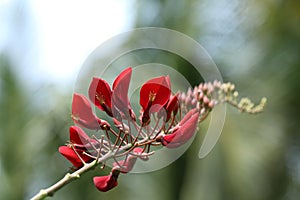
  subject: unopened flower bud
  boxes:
[208,100,215,109]
[203,96,210,105]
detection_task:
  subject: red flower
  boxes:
[140,76,171,125]
[112,147,148,174]
[111,67,135,120]
[93,174,118,192]
[113,157,137,174]
[161,108,199,148]
[72,93,110,130]
[88,67,135,120]
[58,146,93,168]
[88,77,113,116]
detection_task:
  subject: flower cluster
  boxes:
[28,64,268,200]
[58,67,267,193]
[179,81,267,116]
[59,67,201,192]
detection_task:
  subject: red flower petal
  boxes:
[140,76,171,112]
[72,93,102,130]
[133,147,149,161]
[133,147,144,154]
[69,126,90,145]
[178,107,198,126]
[112,67,132,90]
[93,174,118,192]
[166,94,179,114]
[88,77,112,116]
[162,94,179,122]
[112,147,148,173]
[111,67,135,120]
[113,156,137,174]
[162,108,199,148]
[59,146,93,168]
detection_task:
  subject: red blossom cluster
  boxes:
[59,67,200,192]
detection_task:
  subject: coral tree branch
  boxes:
[30,76,267,200]
[30,143,133,200]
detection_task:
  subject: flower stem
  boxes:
[30,142,133,200]
[30,135,151,200]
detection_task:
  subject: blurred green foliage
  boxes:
[1,0,300,200]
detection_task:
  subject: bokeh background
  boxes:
[1,0,300,199]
